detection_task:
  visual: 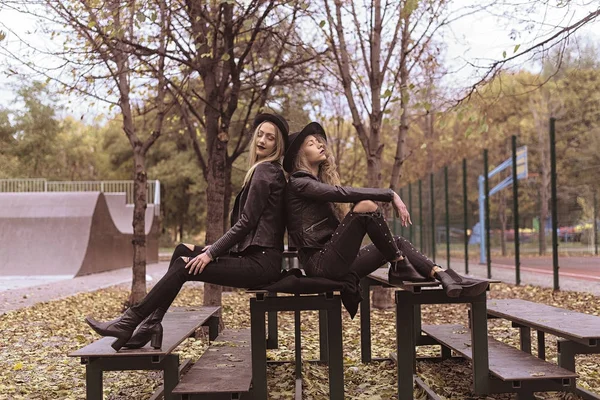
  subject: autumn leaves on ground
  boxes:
[1,284,598,400]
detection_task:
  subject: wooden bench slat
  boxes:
[422,324,578,381]
[173,329,252,395]
[367,267,441,288]
[69,306,220,358]
[488,299,600,343]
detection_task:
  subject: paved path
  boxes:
[0,262,172,315]
[449,258,600,296]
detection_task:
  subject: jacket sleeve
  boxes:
[208,163,282,258]
[290,175,394,203]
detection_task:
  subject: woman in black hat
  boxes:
[85,113,290,351]
[284,122,489,298]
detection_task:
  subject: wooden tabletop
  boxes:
[488,298,600,344]
[69,306,220,358]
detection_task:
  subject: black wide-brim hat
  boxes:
[253,113,290,151]
[283,122,327,173]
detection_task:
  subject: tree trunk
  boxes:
[130,149,148,305]
[203,109,227,322]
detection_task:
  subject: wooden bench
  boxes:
[488,298,600,400]
[69,306,220,400]
[422,324,577,398]
[173,329,251,400]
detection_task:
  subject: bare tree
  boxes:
[1,0,173,304]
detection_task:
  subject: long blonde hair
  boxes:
[293,134,350,221]
[243,121,285,186]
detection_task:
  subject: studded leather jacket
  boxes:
[209,161,286,258]
[285,171,395,251]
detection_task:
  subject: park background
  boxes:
[1,0,600,399]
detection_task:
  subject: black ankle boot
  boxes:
[433,270,462,298]
[124,308,166,349]
[389,257,431,284]
[444,269,489,297]
[85,309,144,351]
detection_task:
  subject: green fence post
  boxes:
[419,179,424,252]
[463,158,469,274]
[484,149,491,279]
[512,135,521,286]
[550,118,559,291]
[445,167,450,268]
[430,173,436,262]
[408,183,414,243]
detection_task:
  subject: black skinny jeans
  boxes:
[131,243,282,318]
[303,210,436,280]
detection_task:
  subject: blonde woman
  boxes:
[284,122,488,300]
[86,113,289,351]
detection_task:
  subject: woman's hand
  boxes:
[185,251,213,275]
[392,192,412,227]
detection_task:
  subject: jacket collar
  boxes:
[290,170,318,180]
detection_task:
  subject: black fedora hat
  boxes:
[253,113,290,150]
[283,122,327,173]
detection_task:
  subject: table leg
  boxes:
[267,293,278,350]
[557,340,576,372]
[85,360,103,400]
[250,298,267,400]
[395,290,415,400]
[163,354,180,400]
[360,278,372,363]
[319,309,329,362]
[327,299,344,400]
[471,296,490,395]
[519,325,532,354]
[294,308,302,379]
[537,331,546,360]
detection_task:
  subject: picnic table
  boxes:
[69,306,219,400]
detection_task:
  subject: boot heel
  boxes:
[445,284,462,298]
[111,336,129,351]
[150,324,163,349]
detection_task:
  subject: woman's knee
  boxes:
[173,243,195,258]
[352,200,378,213]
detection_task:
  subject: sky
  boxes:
[0,1,598,120]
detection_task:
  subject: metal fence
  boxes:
[391,118,599,291]
[0,179,161,210]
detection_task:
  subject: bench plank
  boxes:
[173,329,251,395]
[367,267,440,288]
[422,324,577,381]
[69,306,220,358]
[488,299,600,345]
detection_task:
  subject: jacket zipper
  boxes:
[305,218,328,232]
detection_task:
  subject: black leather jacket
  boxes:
[209,161,286,258]
[286,171,394,251]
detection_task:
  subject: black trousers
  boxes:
[303,210,436,280]
[131,243,282,318]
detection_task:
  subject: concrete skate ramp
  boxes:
[0,192,158,277]
[104,193,158,263]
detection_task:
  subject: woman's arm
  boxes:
[290,175,394,203]
[208,163,283,259]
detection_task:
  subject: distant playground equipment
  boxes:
[0,180,160,277]
[477,146,528,264]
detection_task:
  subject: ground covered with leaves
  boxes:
[1,282,598,399]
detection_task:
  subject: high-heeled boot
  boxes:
[388,257,432,284]
[124,308,166,349]
[444,269,489,297]
[433,270,463,298]
[85,309,144,351]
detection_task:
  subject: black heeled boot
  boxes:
[433,270,463,298]
[124,308,166,349]
[388,257,431,284]
[444,269,489,297]
[85,309,144,351]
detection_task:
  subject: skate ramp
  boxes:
[0,192,158,277]
[104,193,158,263]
